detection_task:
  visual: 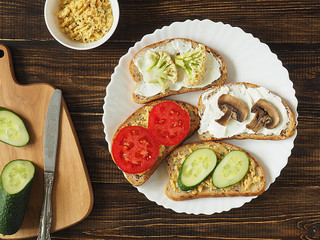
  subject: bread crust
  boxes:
[165,141,266,201]
[198,82,297,141]
[111,100,200,187]
[129,38,227,104]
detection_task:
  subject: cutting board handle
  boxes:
[0,44,19,88]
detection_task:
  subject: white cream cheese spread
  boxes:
[133,39,222,97]
[198,84,289,137]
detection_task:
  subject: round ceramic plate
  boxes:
[102,19,298,215]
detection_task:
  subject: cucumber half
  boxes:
[0,160,35,235]
[0,108,29,147]
[212,150,249,189]
[178,148,217,191]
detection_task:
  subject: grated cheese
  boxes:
[56,0,113,43]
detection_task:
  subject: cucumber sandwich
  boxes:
[165,141,265,201]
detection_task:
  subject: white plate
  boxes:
[102,19,298,214]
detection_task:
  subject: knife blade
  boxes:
[43,89,62,172]
[37,89,62,240]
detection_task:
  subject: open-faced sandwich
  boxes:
[165,141,266,201]
[129,38,227,104]
[198,82,297,140]
[111,100,200,186]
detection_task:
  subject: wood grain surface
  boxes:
[0,0,319,239]
[0,45,93,239]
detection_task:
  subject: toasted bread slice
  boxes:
[165,141,266,201]
[130,38,227,104]
[111,100,200,187]
[198,82,297,141]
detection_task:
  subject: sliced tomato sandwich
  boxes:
[111,100,200,186]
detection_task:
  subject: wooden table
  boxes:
[0,0,319,239]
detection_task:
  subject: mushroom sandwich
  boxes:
[197,82,297,140]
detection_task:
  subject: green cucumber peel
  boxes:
[0,160,35,235]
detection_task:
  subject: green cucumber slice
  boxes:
[212,150,249,189]
[0,160,35,235]
[178,148,217,191]
[0,108,29,147]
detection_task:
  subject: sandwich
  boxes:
[165,141,266,201]
[198,82,297,141]
[129,38,227,104]
[111,99,200,186]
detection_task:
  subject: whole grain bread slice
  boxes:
[198,82,297,141]
[130,38,227,104]
[111,100,200,187]
[165,141,266,201]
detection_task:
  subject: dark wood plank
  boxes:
[0,0,320,239]
[36,183,319,240]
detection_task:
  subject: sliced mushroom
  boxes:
[215,94,249,126]
[246,99,280,132]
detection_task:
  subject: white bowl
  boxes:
[44,0,119,50]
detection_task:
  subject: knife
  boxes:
[37,89,62,240]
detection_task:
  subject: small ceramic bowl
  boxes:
[44,0,119,50]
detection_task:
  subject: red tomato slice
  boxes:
[148,101,190,146]
[111,126,160,174]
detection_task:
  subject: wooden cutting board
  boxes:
[0,45,94,239]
